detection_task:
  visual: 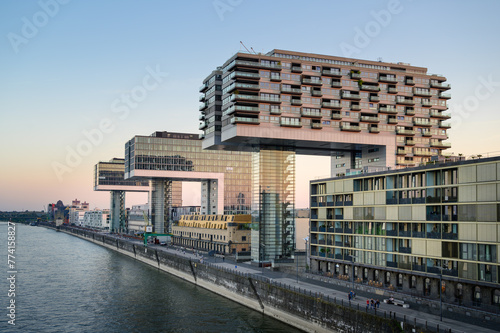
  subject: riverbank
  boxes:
[50,224,409,333]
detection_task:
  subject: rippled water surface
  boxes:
[0,223,301,333]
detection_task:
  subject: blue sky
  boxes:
[1,0,500,211]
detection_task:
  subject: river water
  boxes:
[0,223,302,333]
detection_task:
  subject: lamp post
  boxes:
[303,237,309,273]
[439,266,443,322]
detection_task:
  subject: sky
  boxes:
[1,0,500,211]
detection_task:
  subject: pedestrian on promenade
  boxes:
[370,299,374,309]
[376,299,380,308]
[348,292,351,301]
[366,299,369,310]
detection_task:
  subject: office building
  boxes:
[309,156,500,309]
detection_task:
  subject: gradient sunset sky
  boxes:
[1,0,500,211]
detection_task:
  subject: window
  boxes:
[242,236,246,241]
[493,290,500,305]
[397,274,403,287]
[473,286,482,306]
[410,276,416,289]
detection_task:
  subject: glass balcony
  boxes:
[230,117,260,125]
[281,87,302,94]
[406,139,415,145]
[396,128,415,135]
[406,79,415,85]
[235,59,281,70]
[234,82,260,90]
[322,101,342,109]
[387,118,398,124]
[421,100,433,107]
[397,149,411,155]
[350,105,361,111]
[311,122,322,129]
[439,122,451,128]
[360,116,379,122]
[350,72,361,79]
[342,91,361,100]
[223,105,260,116]
[231,71,261,79]
[291,99,302,105]
[302,78,322,85]
[199,102,208,111]
[369,127,380,133]
[331,113,342,120]
[405,109,416,116]
[322,69,342,76]
[414,90,432,97]
[199,121,207,130]
[269,108,282,115]
[340,124,361,132]
[414,150,433,156]
[430,141,452,148]
[379,76,397,83]
[311,90,322,96]
[331,81,342,88]
[199,82,208,92]
[370,96,380,102]
[280,118,302,127]
[430,110,451,118]
[422,130,432,137]
[396,98,415,105]
[231,94,281,103]
[387,87,398,93]
[291,66,302,73]
[413,119,432,126]
[379,106,397,114]
[439,93,451,99]
[199,95,205,102]
[360,85,379,91]
[270,73,281,81]
[301,109,322,117]
[430,82,451,90]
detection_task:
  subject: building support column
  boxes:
[149,179,173,234]
[251,148,295,263]
[110,190,125,233]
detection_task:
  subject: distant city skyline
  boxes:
[1,0,500,211]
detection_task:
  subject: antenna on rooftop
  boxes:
[240,41,251,53]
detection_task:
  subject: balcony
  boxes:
[439,122,451,128]
[342,91,361,100]
[234,59,281,70]
[301,109,322,118]
[387,118,398,124]
[414,90,432,97]
[199,102,208,111]
[226,82,260,92]
[311,122,323,129]
[431,82,451,90]
[331,81,342,88]
[414,150,433,156]
[405,109,415,116]
[379,76,397,83]
[199,82,208,92]
[370,95,380,102]
[360,115,379,123]
[322,101,342,109]
[413,119,432,127]
[281,87,302,94]
[331,113,343,120]
[387,87,398,93]
[270,108,282,115]
[350,72,361,79]
[270,73,281,81]
[280,118,302,128]
[230,71,261,80]
[397,128,415,135]
[430,110,451,119]
[421,100,433,107]
[397,148,411,155]
[322,69,342,76]
[291,99,302,105]
[199,95,205,102]
[405,139,415,145]
[369,127,380,133]
[223,105,260,116]
[396,98,415,105]
[430,141,452,148]
[360,85,379,92]
[439,93,451,99]
[302,78,323,85]
[379,106,397,114]
[350,104,361,111]
[291,66,302,73]
[311,90,322,97]
[199,121,207,130]
[231,94,281,103]
[340,123,361,132]
[406,78,415,85]
[230,117,259,125]
[397,159,416,166]
[422,130,432,137]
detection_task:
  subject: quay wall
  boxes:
[55,225,418,333]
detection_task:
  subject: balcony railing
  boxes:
[350,105,361,111]
[230,117,259,125]
[340,124,361,132]
[302,78,323,85]
[331,113,342,120]
[322,101,342,108]
[281,87,302,94]
[291,99,302,105]
[439,93,451,99]
[231,94,281,103]
[291,66,302,72]
[396,98,415,105]
[360,85,379,91]
[301,109,322,117]
[311,90,322,96]
[370,96,380,102]
[387,87,398,93]
[322,69,342,76]
[430,82,451,89]
[421,100,433,107]
[430,110,451,118]
[430,141,452,148]
[379,76,397,83]
[379,106,397,114]
[234,59,281,70]
[223,105,260,116]
[440,122,451,128]
[331,81,342,88]
[230,71,261,79]
[311,123,322,129]
[342,92,361,100]
[369,127,380,133]
[413,119,431,126]
[199,82,208,92]
[414,90,432,97]
[396,129,415,135]
[360,116,379,122]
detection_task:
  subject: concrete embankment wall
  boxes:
[57,226,415,333]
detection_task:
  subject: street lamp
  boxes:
[439,266,443,321]
[303,237,309,272]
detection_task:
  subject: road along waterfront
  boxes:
[0,222,301,332]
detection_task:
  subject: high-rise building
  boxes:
[309,156,500,310]
[199,49,451,263]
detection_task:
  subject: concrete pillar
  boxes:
[110,190,125,233]
[149,179,173,233]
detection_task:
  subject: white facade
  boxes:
[128,204,149,233]
[82,209,110,229]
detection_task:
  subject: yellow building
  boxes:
[172,214,251,254]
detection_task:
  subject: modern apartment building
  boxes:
[82,209,110,229]
[199,49,451,263]
[172,214,251,254]
[309,156,500,309]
